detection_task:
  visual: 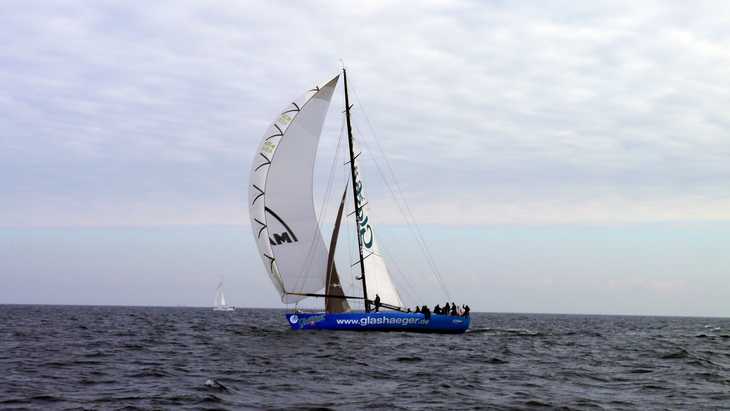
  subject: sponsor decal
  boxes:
[353,165,374,249]
[262,140,276,154]
[279,113,292,125]
[265,207,298,246]
[334,315,429,327]
[270,232,294,245]
[302,315,325,327]
[290,314,325,329]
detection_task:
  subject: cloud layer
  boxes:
[2,1,730,226]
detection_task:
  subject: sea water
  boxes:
[1,305,729,409]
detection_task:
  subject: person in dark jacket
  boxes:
[450,303,458,316]
[373,294,381,312]
[434,304,442,315]
[422,305,431,320]
[415,305,421,313]
[462,305,470,317]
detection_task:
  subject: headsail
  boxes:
[248,76,339,303]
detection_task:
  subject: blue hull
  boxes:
[285,311,470,334]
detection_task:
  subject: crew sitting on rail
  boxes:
[421,305,431,320]
[425,302,468,316]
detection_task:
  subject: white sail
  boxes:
[214,281,233,310]
[351,139,404,308]
[248,76,339,303]
[214,283,222,306]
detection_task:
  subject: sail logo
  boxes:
[353,167,374,249]
[265,207,298,246]
[262,140,276,154]
[278,113,292,124]
[270,231,295,245]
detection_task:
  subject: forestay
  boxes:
[248,76,339,303]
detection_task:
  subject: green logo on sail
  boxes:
[354,168,374,249]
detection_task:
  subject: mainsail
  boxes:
[248,76,339,303]
[350,138,404,308]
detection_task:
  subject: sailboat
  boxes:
[213,281,235,311]
[248,69,469,333]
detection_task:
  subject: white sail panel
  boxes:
[214,282,226,307]
[249,76,339,303]
[352,140,404,308]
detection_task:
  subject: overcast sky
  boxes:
[2,1,729,316]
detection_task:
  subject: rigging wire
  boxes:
[372,249,419,307]
[352,121,452,301]
[351,124,422,306]
[349,80,453,301]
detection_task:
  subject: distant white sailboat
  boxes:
[213,281,235,311]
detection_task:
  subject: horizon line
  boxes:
[1,303,728,319]
[3,218,730,231]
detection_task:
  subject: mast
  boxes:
[343,68,370,312]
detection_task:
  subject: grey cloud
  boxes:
[1,1,729,226]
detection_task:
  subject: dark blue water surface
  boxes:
[1,305,729,410]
